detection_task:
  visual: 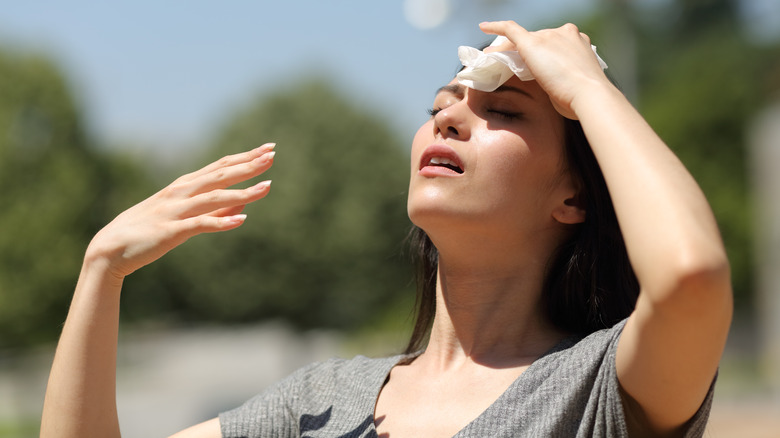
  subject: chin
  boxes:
[408,200,447,231]
[407,198,482,237]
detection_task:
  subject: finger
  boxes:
[177,150,275,197]
[479,20,530,40]
[186,144,275,184]
[560,22,579,31]
[559,23,591,46]
[193,143,275,180]
[209,204,246,218]
[479,21,538,57]
[483,40,515,54]
[178,143,276,183]
[179,180,272,218]
[174,213,250,238]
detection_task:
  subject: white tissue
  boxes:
[456,36,608,92]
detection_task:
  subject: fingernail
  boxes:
[252,180,272,191]
[255,142,276,153]
[253,151,275,165]
[226,214,247,224]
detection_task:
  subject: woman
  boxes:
[41,21,732,437]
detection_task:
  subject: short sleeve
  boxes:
[597,320,716,438]
[218,363,314,438]
[680,376,716,437]
[218,356,400,438]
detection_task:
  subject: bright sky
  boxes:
[0,0,603,153]
[1,0,777,154]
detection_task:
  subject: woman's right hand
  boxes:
[42,145,275,438]
[86,143,276,281]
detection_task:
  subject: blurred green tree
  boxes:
[586,0,780,313]
[10,0,773,344]
[120,80,414,331]
[636,0,779,313]
[0,48,152,348]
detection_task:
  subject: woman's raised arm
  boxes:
[40,144,276,438]
[481,21,733,434]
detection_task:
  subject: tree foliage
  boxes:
[2,0,777,346]
[637,0,778,311]
[584,0,780,311]
[121,80,414,331]
[0,48,152,347]
[0,48,412,346]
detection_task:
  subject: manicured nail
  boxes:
[226,214,247,224]
[252,151,275,165]
[252,180,272,191]
[255,142,275,153]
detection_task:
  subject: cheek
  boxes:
[475,130,562,202]
[476,131,532,180]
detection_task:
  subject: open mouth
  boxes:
[419,145,465,176]
[427,157,464,174]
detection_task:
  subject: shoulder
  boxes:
[458,320,632,436]
[497,319,629,407]
[220,354,405,438]
[540,319,627,371]
[478,320,630,436]
[521,319,713,437]
[287,354,405,393]
[224,354,404,412]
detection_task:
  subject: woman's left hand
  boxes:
[479,21,613,119]
[479,22,733,436]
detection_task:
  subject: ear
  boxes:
[552,193,586,225]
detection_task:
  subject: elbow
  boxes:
[653,248,734,320]
[678,254,732,298]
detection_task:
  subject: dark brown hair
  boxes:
[404,117,640,354]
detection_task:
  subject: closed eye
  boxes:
[427,107,442,118]
[487,109,521,121]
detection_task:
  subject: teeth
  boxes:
[430,157,456,166]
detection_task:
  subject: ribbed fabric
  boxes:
[219,319,714,437]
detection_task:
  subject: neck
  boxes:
[418,229,568,371]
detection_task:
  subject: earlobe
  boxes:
[553,196,586,225]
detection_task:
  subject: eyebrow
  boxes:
[493,84,535,100]
[434,83,534,100]
[434,84,465,97]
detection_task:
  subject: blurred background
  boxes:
[1,0,779,436]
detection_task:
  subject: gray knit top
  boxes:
[219,319,714,437]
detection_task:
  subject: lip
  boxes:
[418,144,465,177]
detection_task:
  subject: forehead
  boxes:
[437,76,549,101]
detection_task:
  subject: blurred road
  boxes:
[708,396,780,438]
[1,323,778,437]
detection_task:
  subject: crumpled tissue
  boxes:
[456,36,608,92]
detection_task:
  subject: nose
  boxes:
[433,100,471,140]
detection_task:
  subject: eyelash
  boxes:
[427,107,520,120]
[487,109,521,120]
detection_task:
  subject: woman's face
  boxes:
[407,76,576,242]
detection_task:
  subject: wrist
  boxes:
[569,78,628,119]
[82,244,126,288]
